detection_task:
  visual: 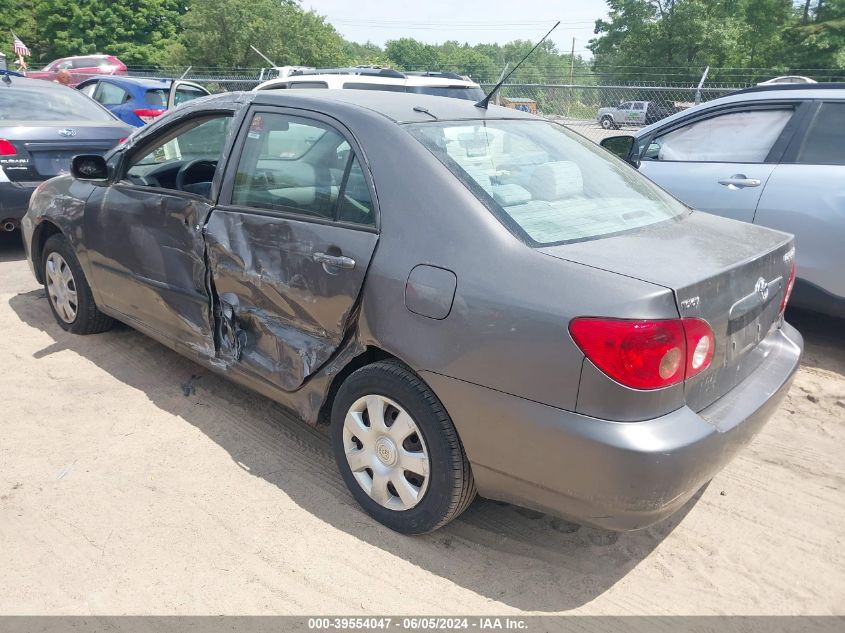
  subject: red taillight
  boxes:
[569,317,715,390]
[0,139,16,156]
[134,108,164,124]
[780,256,796,315]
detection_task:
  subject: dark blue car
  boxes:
[76,76,209,127]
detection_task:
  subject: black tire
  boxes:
[330,360,476,534]
[600,116,616,130]
[41,233,113,335]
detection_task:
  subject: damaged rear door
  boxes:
[206,107,379,391]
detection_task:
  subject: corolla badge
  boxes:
[58,128,77,137]
[755,277,770,301]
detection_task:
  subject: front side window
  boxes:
[644,108,793,163]
[796,102,845,166]
[407,119,686,245]
[618,102,631,110]
[125,115,232,195]
[232,112,374,225]
[633,103,644,111]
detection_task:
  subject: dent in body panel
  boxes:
[204,210,377,392]
[83,185,217,359]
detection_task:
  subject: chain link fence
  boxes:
[126,67,754,143]
[482,83,750,142]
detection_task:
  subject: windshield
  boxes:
[406,119,687,245]
[406,86,486,101]
[0,84,115,122]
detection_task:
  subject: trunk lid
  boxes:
[540,211,794,411]
[0,123,127,180]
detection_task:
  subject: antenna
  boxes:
[475,21,560,110]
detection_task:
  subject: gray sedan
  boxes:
[21,90,802,534]
[0,73,132,233]
[602,83,845,318]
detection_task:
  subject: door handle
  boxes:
[313,252,356,270]
[718,175,762,189]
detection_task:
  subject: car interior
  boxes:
[231,113,374,225]
[124,115,232,198]
[414,121,681,244]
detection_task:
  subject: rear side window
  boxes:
[232,111,374,225]
[796,102,845,165]
[645,109,793,163]
[407,119,686,245]
[95,82,128,106]
[288,82,328,89]
[343,82,405,92]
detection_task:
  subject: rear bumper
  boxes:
[0,180,38,223]
[422,322,803,531]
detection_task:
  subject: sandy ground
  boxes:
[0,230,843,616]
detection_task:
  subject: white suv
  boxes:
[254,67,486,101]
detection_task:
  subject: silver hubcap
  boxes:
[45,252,78,323]
[343,395,430,511]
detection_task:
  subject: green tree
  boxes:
[27,0,186,66]
[171,0,347,68]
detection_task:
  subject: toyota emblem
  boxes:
[755,277,769,301]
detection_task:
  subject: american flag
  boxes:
[12,33,30,58]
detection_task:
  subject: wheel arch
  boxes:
[317,345,410,426]
[30,220,64,284]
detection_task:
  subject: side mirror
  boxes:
[71,154,109,181]
[600,135,636,163]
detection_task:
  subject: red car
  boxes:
[26,55,126,87]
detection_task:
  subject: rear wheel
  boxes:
[331,360,476,534]
[42,234,113,334]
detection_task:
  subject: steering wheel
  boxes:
[175,159,217,192]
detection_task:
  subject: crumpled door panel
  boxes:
[204,210,378,391]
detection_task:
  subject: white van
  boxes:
[254,67,486,101]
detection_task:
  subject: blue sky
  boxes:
[304,0,611,57]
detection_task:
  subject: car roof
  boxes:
[256,73,480,92]
[636,84,845,137]
[55,54,117,61]
[248,88,535,124]
[77,76,174,89]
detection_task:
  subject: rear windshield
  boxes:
[0,84,115,122]
[145,89,168,107]
[406,119,687,245]
[407,86,486,101]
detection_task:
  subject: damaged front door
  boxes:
[85,113,234,359]
[206,108,379,391]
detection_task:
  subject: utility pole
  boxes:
[569,37,575,85]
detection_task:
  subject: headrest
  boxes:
[527,161,583,200]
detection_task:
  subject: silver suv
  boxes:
[597,100,676,129]
[603,83,845,317]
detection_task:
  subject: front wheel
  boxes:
[330,361,476,534]
[42,234,113,334]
